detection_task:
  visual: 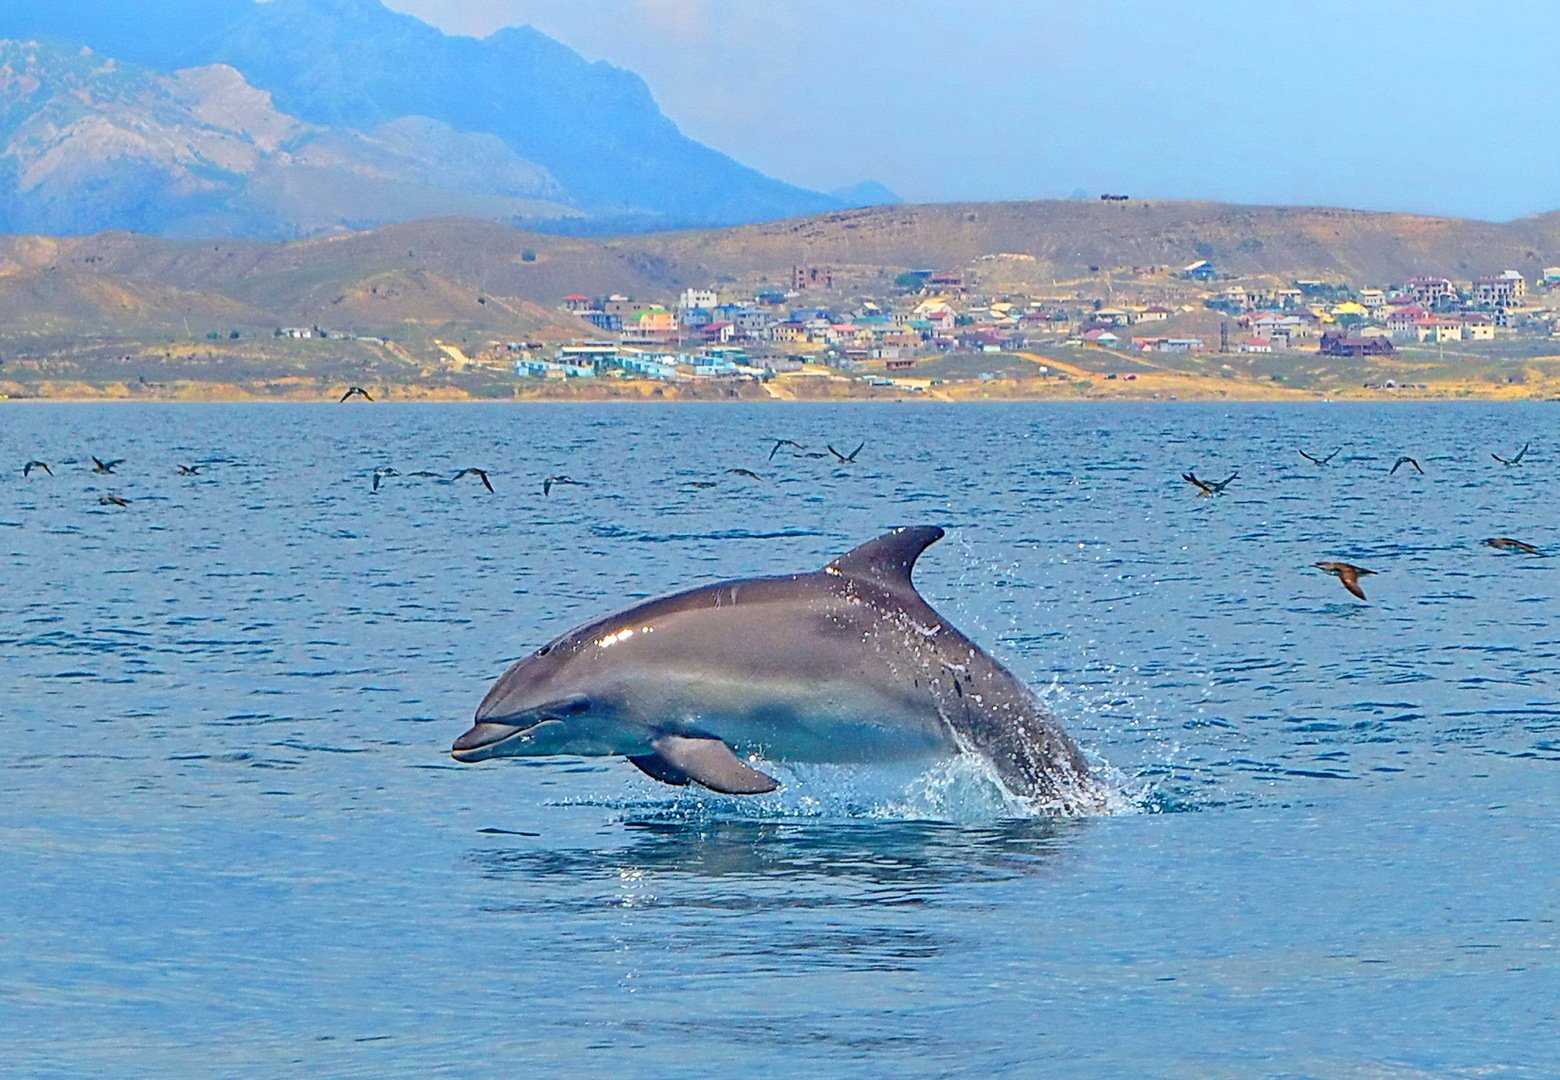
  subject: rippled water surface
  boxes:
[2,402,1557,1077]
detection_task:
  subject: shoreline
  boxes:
[3,390,1556,405]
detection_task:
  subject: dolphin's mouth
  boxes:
[450,696,588,763]
[449,720,550,762]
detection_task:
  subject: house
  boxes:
[700,321,736,344]
[1092,307,1133,327]
[1319,332,1394,357]
[561,294,592,313]
[792,265,834,291]
[769,321,806,344]
[1413,314,1462,342]
[1358,288,1386,314]
[617,352,680,380]
[556,342,621,368]
[1158,338,1204,353]
[1542,267,1560,288]
[622,306,677,342]
[925,271,967,293]
[1138,305,1172,322]
[1239,337,1273,353]
[1405,276,1455,307]
[679,287,718,311]
[1386,305,1429,337]
[1459,313,1495,340]
[516,359,594,379]
[1178,259,1218,281]
[1081,329,1119,346]
[1471,272,1526,308]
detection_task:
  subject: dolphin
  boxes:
[451,527,1091,805]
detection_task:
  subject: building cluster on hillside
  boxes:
[516,258,1560,386]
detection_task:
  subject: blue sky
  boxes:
[386,0,1560,220]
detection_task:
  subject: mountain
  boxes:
[0,40,580,238]
[830,181,904,208]
[0,0,840,232]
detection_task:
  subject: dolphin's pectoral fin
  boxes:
[650,735,780,795]
[627,753,691,787]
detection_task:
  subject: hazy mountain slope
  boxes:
[0,40,577,238]
[0,0,840,228]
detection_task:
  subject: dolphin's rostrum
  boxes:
[451,528,1091,806]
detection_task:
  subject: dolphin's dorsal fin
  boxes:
[826,527,944,591]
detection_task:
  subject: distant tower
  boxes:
[1220,321,1230,353]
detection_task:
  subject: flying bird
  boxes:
[91,456,124,474]
[1491,442,1530,466]
[23,460,52,478]
[340,386,374,403]
[543,475,585,496]
[454,467,495,493]
[1390,456,1424,475]
[372,466,399,493]
[768,439,807,461]
[1298,447,1342,466]
[727,468,765,482]
[682,480,718,490]
[98,493,130,508]
[1314,561,1376,601]
[177,464,202,476]
[1483,537,1540,555]
[1181,470,1238,496]
[828,441,866,464]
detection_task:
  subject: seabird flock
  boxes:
[15,390,1546,605]
[1179,442,1546,602]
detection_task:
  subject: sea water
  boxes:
[1,402,1555,1077]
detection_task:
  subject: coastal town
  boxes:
[485,258,1560,397]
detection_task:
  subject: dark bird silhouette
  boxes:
[1314,561,1376,601]
[1181,470,1238,496]
[98,493,130,508]
[406,470,442,479]
[682,480,718,489]
[371,466,399,493]
[91,456,124,474]
[23,460,52,477]
[768,439,807,461]
[1298,447,1342,466]
[340,386,374,403]
[177,464,202,476]
[1491,442,1530,466]
[1390,456,1424,475]
[543,475,586,496]
[727,468,765,482]
[828,441,866,464]
[454,468,495,494]
[1483,537,1540,555]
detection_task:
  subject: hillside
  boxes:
[0,0,839,232]
[4,201,1560,349]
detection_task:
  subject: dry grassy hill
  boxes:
[4,200,1560,351]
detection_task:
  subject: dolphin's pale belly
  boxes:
[614,670,957,764]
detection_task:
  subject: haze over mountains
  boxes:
[0,0,847,238]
